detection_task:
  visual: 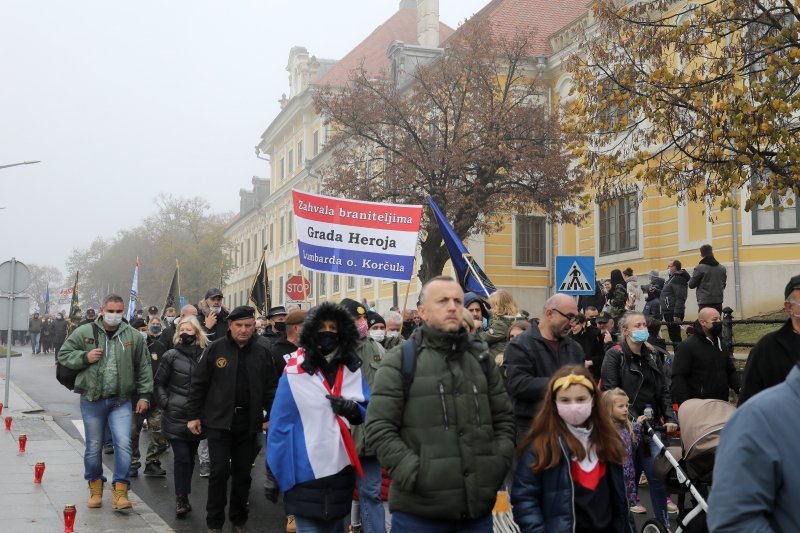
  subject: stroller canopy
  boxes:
[678,398,735,481]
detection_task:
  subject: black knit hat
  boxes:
[367,311,385,328]
[227,306,255,322]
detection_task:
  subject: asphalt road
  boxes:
[5,344,686,533]
[4,347,291,533]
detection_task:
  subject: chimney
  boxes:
[416,0,440,48]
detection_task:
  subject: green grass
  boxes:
[0,346,22,357]
[731,310,786,345]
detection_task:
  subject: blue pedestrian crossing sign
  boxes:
[556,256,595,295]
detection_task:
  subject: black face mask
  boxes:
[317,331,339,355]
[709,322,723,337]
[274,322,286,334]
[179,333,197,346]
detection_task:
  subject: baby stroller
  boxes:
[641,399,735,533]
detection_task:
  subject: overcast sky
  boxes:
[0,0,487,275]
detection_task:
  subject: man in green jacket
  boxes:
[366,276,515,530]
[57,294,153,511]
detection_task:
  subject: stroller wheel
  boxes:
[641,519,669,533]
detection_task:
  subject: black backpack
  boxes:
[400,329,491,400]
[56,323,99,391]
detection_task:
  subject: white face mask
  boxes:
[369,330,386,343]
[103,313,123,327]
[210,306,222,314]
[386,330,401,339]
[165,316,175,325]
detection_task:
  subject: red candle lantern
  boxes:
[18,433,27,453]
[0,402,3,415]
[34,461,45,483]
[63,504,76,533]
[4,416,11,431]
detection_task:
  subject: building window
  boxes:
[288,149,294,174]
[280,216,285,246]
[364,277,373,287]
[297,141,304,166]
[287,212,293,241]
[268,280,273,305]
[278,276,284,305]
[246,238,251,263]
[332,275,340,293]
[262,228,266,252]
[280,157,285,180]
[313,130,320,156]
[240,290,244,307]
[318,273,326,296]
[240,242,244,265]
[599,193,639,255]
[254,233,259,258]
[515,216,547,267]
[347,276,355,291]
[751,177,799,234]
[269,223,274,251]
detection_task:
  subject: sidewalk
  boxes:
[0,377,174,533]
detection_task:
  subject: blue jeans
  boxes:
[391,511,492,532]
[80,396,133,485]
[294,515,344,533]
[359,456,385,533]
[30,332,40,353]
[635,432,668,526]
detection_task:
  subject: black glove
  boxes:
[264,464,279,503]
[326,394,362,425]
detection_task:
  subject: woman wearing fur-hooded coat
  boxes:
[267,302,370,531]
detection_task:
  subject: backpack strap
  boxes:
[400,330,421,401]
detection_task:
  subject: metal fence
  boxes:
[663,307,785,352]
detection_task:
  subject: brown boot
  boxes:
[87,480,103,508]
[175,494,190,518]
[111,481,132,510]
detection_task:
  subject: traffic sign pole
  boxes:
[4,259,17,407]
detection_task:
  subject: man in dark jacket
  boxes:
[738,275,800,405]
[79,309,97,327]
[689,244,727,313]
[161,305,197,351]
[197,288,230,342]
[671,307,739,406]
[265,308,305,375]
[366,276,515,530]
[28,312,42,354]
[661,259,690,347]
[260,306,288,348]
[186,306,279,533]
[504,293,585,440]
[52,311,69,361]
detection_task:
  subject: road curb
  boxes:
[8,379,176,532]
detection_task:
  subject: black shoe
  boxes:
[103,444,114,455]
[176,494,190,518]
[129,467,138,478]
[143,463,166,477]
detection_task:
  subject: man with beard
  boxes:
[503,293,585,440]
[198,289,229,342]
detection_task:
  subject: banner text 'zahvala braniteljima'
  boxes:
[292,190,422,281]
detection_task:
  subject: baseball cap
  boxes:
[205,288,223,299]
[785,275,800,299]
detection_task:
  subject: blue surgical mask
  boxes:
[631,329,649,343]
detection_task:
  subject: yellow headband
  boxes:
[552,374,594,393]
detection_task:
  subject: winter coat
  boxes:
[154,343,205,441]
[279,302,363,522]
[52,317,69,343]
[569,326,605,381]
[57,318,153,403]
[660,269,690,315]
[265,336,298,375]
[41,320,54,340]
[689,256,727,305]
[643,295,662,319]
[484,315,515,363]
[196,299,230,342]
[28,317,42,333]
[610,284,629,322]
[365,324,515,521]
[511,437,633,533]
[578,281,607,314]
[351,336,384,457]
[671,330,739,406]
[186,331,279,433]
[133,336,168,406]
[601,341,676,423]
[503,324,585,430]
[739,319,800,405]
[708,364,800,533]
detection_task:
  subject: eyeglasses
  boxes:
[552,308,578,323]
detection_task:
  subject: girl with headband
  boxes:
[511,365,634,532]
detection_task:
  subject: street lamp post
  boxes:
[0,161,40,171]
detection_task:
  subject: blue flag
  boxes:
[426,197,495,297]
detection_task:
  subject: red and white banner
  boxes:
[292,190,422,281]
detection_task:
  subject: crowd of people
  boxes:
[42,243,800,533]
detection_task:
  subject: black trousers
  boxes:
[170,438,200,496]
[662,311,684,346]
[205,414,258,529]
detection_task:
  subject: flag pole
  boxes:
[401,257,417,312]
[176,258,181,299]
[463,253,491,298]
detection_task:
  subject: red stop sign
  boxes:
[285,275,311,301]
